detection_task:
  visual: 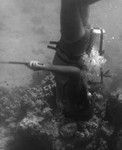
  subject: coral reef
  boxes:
[0,73,121,150]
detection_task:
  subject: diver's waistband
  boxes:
[57,28,95,60]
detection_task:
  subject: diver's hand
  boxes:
[28,61,44,71]
[29,60,40,67]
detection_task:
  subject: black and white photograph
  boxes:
[0,0,121,150]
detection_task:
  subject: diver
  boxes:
[52,0,102,119]
[29,0,103,120]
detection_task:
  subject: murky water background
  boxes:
[0,0,121,90]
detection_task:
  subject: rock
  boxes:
[118,94,122,102]
[59,123,77,138]
[75,131,85,140]
[42,107,53,119]
[9,114,60,150]
[18,114,44,130]
[54,139,64,150]
[8,122,17,132]
[105,93,122,128]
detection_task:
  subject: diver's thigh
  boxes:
[60,0,85,42]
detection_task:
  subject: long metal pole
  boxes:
[0,61,29,65]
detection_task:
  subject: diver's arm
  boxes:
[29,61,81,78]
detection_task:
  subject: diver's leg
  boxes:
[60,0,92,58]
[60,0,85,43]
[61,0,102,41]
[53,0,87,112]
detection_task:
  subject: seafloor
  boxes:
[0,73,121,150]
